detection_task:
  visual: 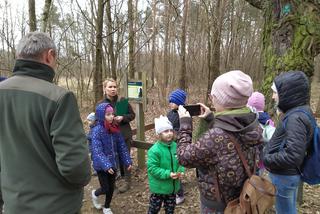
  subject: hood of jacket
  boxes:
[95,102,112,125]
[214,110,262,145]
[274,71,309,113]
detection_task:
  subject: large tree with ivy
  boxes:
[195,0,320,139]
[245,0,320,97]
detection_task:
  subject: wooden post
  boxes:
[136,101,146,169]
[124,72,128,98]
[132,71,146,169]
[142,72,147,110]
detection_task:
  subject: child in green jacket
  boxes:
[147,115,185,214]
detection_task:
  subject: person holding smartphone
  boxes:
[176,70,263,213]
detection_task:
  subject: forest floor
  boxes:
[80,81,320,214]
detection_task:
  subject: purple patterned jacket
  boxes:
[177,112,263,209]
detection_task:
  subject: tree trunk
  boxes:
[244,1,320,103]
[195,0,223,140]
[41,0,52,32]
[106,0,117,79]
[150,0,158,87]
[128,0,135,79]
[178,0,188,90]
[94,0,105,104]
[163,1,171,87]
[28,0,37,31]
[208,0,223,98]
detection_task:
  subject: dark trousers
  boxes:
[95,171,116,208]
[148,193,176,214]
[120,138,131,177]
[176,182,184,197]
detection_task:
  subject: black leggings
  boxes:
[148,193,176,214]
[95,171,116,208]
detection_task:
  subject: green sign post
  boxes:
[125,72,147,169]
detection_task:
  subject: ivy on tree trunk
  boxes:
[244,0,320,102]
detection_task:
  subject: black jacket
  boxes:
[263,71,313,175]
[167,109,180,132]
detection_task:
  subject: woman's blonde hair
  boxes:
[103,78,117,88]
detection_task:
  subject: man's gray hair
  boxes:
[16,32,57,60]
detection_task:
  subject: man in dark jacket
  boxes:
[263,71,313,214]
[0,32,91,214]
[102,78,136,193]
[0,76,6,214]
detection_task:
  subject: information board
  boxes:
[128,81,143,99]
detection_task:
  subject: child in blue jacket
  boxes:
[90,103,132,214]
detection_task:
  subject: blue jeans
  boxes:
[269,173,301,214]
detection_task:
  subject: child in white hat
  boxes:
[147,115,185,214]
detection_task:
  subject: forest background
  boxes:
[0,0,320,213]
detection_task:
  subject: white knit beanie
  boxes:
[86,112,96,121]
[154,115,173,135]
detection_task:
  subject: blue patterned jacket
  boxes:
[90,103,132,171]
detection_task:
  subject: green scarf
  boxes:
[215,107,251,116]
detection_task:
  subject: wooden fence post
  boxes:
[136,101,146,169]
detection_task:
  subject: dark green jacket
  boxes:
[0,60,91,214]
[147,141,184,195]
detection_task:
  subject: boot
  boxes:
[118,176,131,193]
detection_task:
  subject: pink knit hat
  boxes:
[211,70,253,108]
[105,105,114,113]
[247,92,265,112]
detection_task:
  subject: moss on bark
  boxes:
[260,1,320,106]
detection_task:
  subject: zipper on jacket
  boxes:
[168,145,175,194]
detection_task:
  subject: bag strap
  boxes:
[283,109,316,129]
[213,134,257,203]
[281,109,316,150]
[228,134,255,177]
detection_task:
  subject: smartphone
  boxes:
[183,104,201,116]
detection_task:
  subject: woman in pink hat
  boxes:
[176,70,263,213]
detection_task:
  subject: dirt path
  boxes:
[81,167,201,214]
[80,83,320,214]
[81,166,320,214]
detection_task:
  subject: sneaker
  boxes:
[103,208,113,214]
[176,195,185,205]
[91,190,102,209]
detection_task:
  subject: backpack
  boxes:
[218,134,276,214]
[283,109,320,185]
